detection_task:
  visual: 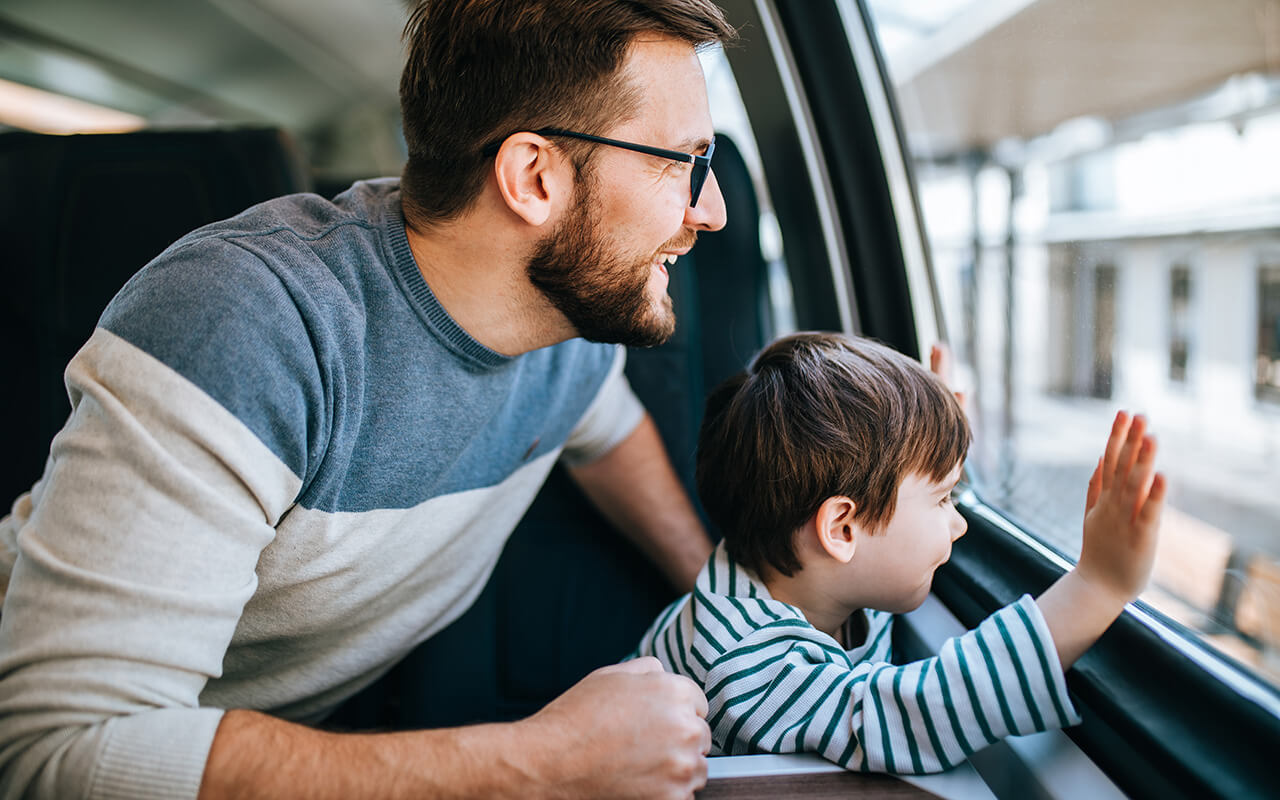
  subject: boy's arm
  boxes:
[1036,411,1165,668]
[703,604,1079,775]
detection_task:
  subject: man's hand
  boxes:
[1036,410,1166,669]
[201,658,709,800]
[1076,410,1166,604]
[514,657,711,800]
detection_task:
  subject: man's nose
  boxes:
[684,169,726,232]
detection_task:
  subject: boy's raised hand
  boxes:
[1076,411,1166,604]
[1036,410,1166,669]
[929,343,967,413]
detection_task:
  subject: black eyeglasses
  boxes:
[483,128,716,208]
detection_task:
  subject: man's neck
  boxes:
[403,213,575,357]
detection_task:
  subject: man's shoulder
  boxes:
[165,179,393,250]
[104,178,407,332]
[89,184,409,481]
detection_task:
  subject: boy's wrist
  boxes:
[1069,563,1139,612]
[1038,569,1131,669]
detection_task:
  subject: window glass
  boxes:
[866,0,1280,687]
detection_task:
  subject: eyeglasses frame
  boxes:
[482,127,715,208]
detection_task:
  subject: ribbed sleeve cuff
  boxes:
[91,708,224,800]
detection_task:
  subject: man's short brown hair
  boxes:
[398,0,736,228]
[696,332,971,578]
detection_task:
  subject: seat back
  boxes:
[626,133,773,504]
[0,128,309,503]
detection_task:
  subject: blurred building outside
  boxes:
[869,0,1280,684]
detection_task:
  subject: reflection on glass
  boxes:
[866,0,1280,687]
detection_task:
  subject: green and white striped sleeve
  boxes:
[703,594,1081,774]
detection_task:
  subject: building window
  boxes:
[1170,265,1191,383]
[1259,266,1280,403]
[1092,264,1116,399]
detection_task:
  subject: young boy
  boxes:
[634,331,1165,773]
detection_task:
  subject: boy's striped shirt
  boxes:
[633,542,1081,773]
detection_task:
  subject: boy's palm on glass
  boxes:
[1077,411,1166,602]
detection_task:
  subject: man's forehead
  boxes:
[614,37,714,146]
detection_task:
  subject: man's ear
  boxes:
[815,495,858,564]
[492,133,572,227]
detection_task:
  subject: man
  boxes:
[0,1,736,797]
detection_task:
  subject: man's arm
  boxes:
[199,658,710,800]
[568,413,712,591]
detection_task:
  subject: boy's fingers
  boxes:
[1100,410,1131,491]
[1085,457,1103,511]
[1124,435,1157,512]
[929,343,968,414]
[930,343,951,380]
[1137,472,1167,527]
[1113,414,1147,486]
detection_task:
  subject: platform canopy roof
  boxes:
[871,0,1280,158]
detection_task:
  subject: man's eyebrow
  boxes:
[673,136,712,153]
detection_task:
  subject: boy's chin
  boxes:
[890,583,934,614]
[862,578,936,615]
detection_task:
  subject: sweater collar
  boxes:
[384,189,513,371]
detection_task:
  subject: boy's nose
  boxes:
[950,510,967,542]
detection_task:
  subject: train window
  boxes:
[863,0,1280,690]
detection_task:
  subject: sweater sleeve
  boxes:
[703,595,1081,774]
[0,241,310,799]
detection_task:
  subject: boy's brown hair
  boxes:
[398,0,736,228]
[696,332,970,578]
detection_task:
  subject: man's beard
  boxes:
[526,181,680,348]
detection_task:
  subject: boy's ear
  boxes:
[815,495,858,564]
[492,133,571,228]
